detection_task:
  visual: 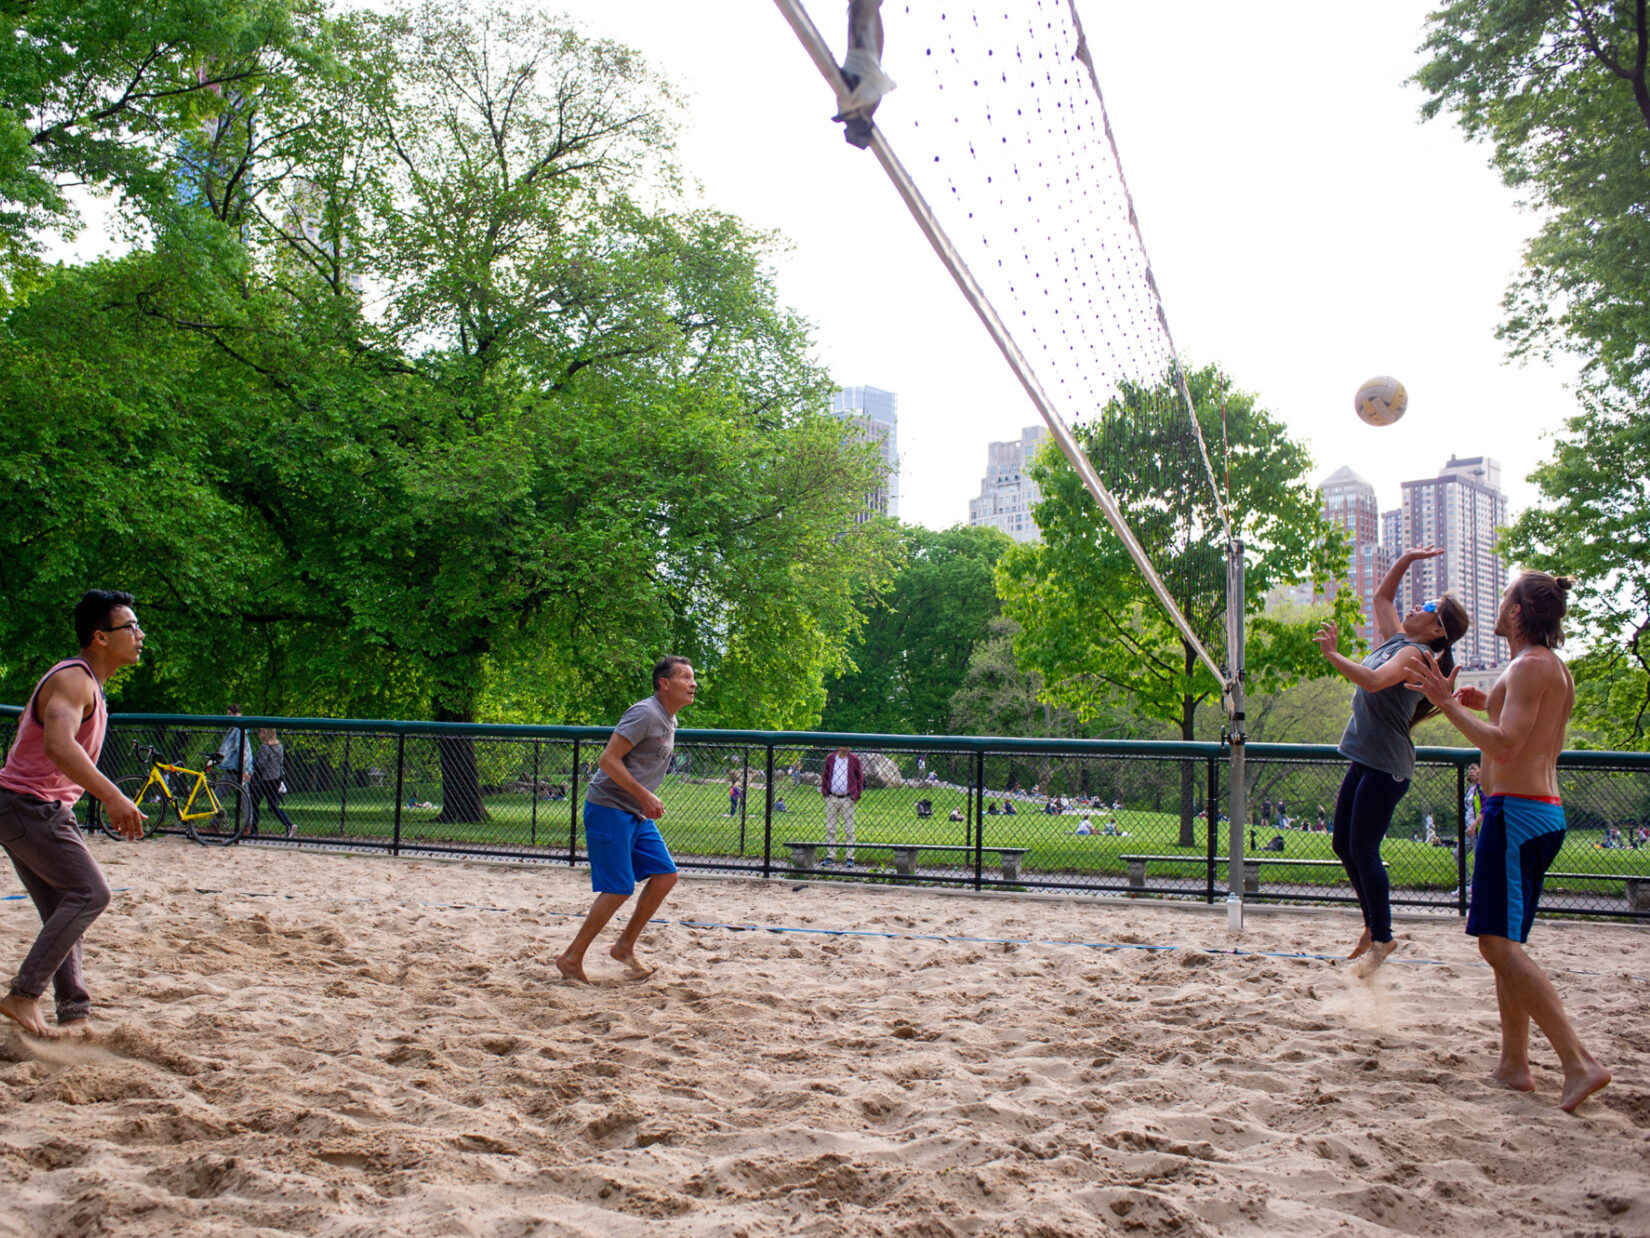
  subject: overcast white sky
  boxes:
[551,0,1576,533]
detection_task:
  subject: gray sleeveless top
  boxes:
[1338,632,1428,781]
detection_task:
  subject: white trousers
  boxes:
[824,795,856,859]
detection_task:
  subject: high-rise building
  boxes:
[1397,456,1509,670]
[968,426,1050,543]
[831,386,899,522]
[1380,508,1406,615]
[1319,466,1386,645]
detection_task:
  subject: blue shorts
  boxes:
[1467,795,1566,943]
[584,802,677,896]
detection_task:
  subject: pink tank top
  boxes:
[0,659,107,807]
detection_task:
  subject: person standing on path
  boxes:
[1409,572,1610,1112]
[556,657,695,984]
[0,590,147,1038]
[249,728,296,838]
[1315,545,1469,973]
[820,745,863,868]
[216,704,253,828]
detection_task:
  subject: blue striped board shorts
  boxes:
[1467,794,1566,943]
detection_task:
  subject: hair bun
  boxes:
[1555,576,1575,592]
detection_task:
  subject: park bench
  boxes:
[783,841,1028,881]
[1544,871,1650,912]
[1121,854,1380,894]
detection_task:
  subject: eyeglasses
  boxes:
[1421,602,1439,614]
[100,621,143,635]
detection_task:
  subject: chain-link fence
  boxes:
[3,708,1647,920]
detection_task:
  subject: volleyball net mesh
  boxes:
[775,0,1235,689]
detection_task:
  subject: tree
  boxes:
[997,365,1357,843]
[1500,391,1650,747]
[1416,4,1650,750]
[1417,2,1650,396]
[820,524,1012,735]
[0,1,900,821]
[0,0,322,264]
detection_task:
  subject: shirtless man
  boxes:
[0,590,146,1038]
[555,657,695,984]
[1409,571,1611,1111]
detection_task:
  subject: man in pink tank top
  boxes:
[0,590,146,1038]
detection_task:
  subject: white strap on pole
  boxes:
[770,0,1228,689]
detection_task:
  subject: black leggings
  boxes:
[1331,761,1410,942]
[250,779,295,834]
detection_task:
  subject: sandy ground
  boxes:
[0,841,1647,1238]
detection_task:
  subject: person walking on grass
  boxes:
[1314,545,1469,974]
[0,590,147,1039]
[1408,572,1610,1112]
[820,744,862,869]
[556,657,695,984]
[249,728,296,838]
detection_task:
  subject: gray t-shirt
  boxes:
[1338,632,1427,781]
[584,696,676,816]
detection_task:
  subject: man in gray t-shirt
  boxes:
[556,657,697,984]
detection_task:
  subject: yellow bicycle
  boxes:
[94,742,249,846]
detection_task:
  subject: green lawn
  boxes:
[112,775,1643,898]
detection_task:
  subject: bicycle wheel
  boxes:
[98,775,169,840]
[186,780,248,847]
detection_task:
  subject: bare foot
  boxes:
[0,992,59,1039]
[1559,1060,1611,1113]
[56,1018,94,1039]
[1348,927,1373,960]
[555,953,590,985]
[610,946,654,980]
[1488,1063,1535,1092]
[1354,938,1399,979]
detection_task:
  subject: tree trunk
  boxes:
[1177,640,1198,846]
[433,705,489,825]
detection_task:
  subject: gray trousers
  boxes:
[0,788,112,1022]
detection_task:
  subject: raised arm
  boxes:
[1314,620,1428,691]
[1372,545,1445,642]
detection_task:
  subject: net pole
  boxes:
[770,0,1227,688]
[1224,542,1248,929]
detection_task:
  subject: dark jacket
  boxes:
[821,752,863,801]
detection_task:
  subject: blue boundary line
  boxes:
[7,886,1644,982]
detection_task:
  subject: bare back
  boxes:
[1480,646,1574,799]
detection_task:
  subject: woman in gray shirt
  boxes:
[1313,546,1469,971]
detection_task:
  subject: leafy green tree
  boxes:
[0,1,899,823]
[1416,4,1650,749]
[821,524,1012,735]
[0,0,321,263]
[1500,392,1650,747]
[1417,1,1650,397]
[997,365,1357,843]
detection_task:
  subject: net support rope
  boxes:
[771,0,1228,691]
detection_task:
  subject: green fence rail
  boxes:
[3,706,1648,919]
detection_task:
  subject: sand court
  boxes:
[1,841,1647,1237]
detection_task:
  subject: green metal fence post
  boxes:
[764,743,775,872]
[739,746,750,857]
[339,733,350,836]
[531,739,539,848]
[1456,758,1469,916]
[569,738,581,866]
[392,734,405,858]
[974,750,985,890]
[1206,754,1218,904]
